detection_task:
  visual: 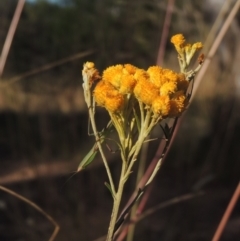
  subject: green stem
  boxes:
[106,161,127,241]
[82,71,116,196]
[126,109,153,176]
[126,140,149,241]
[88,101,116,196]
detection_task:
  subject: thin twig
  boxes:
[4,50,95,86]
[138,191,204,222]
[0,0,25,78]
[0,185,59,241]
[156,0,175,66]
[117,191,204,241]
[212,182,240,241]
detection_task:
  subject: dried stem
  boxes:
[0,185,59,241]
[156,0,175,66]
[0,0,25,78]
[212,182,240,241]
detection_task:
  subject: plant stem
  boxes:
[126,140,149,241]
[106,162,127,241]
[82,67,116,196]
[88,100,116,196]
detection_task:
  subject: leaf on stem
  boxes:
[77,144,98,171]
[104,182,115,198]
[78,121,114,171]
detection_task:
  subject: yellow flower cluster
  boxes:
[93,63,189,117]
[171,34,203,65]
[90,34,204,117]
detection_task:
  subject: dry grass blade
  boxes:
[137,191,204,222]
[0,185,59,241]
[116,191,204,241]
[0,0,25,77]
[4,49,95,86]
[156,0,175,66]
[212,182,240,241]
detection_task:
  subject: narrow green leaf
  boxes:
[77,121,113,172]
[77,145,98,171]
[104,182,114,198]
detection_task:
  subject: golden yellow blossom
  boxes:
[93,80,110,107]
[160,81,177,96]
[171,34,185,46]
[134,76,159,106]
[105,91,124,113]
[102,64,138,95]
[133,69,149,82]
[168,91,187,116]
[119,73,136,94]
[152,95,170,116]
[161,69,179,85]
[103,65,123,89]
[147,66,165,87]
[123,64,137,75]
[93,80,124,112]
[171,34,185,55]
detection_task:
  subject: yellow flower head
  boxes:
[171,34,203,69]
[134,75,159,106]
[134,69,148,82]
[124,64,137,75]
[160,81,177,96]
[152,95,170,116]
[93,80,124,112]
[171,34,186,46]
[102,64,138,94]
[162,69,179,82]
[102,64,123,89]
[105,91,125,113]
[119,73,136,94]
[171,34,185,55]
[147,66,165,87]
[93,80,110,107]
[168,91,187,117]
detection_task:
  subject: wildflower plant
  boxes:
[81,34,204,241]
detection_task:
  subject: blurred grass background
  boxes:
[0,0,239,240]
